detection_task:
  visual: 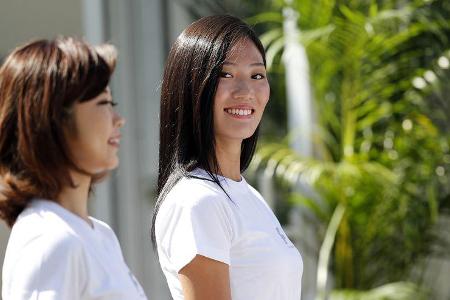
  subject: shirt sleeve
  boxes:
[4,232,87,300]
[157,186,233,273]
[92,219,125,261]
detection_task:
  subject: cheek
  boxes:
[257,82,270,108]
[213,85,229,115]
[214,82,229,104]
[75,111,112,148]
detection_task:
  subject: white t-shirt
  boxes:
[155,168,303,300]
[2,199,148,300]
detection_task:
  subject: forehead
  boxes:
[97,88,111,98]
[225,38,264,64]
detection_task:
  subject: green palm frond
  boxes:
[329,282,427,300]
[252,0,450,293]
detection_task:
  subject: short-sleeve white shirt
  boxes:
[155,169,303,300]
[2,199,148,300]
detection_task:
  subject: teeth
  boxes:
[226,108,252,116]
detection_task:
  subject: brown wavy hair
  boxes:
[0,37,117,227]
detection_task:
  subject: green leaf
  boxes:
[246,11,283,25]
[265,36,285,70]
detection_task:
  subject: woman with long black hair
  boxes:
[152,15,303,300]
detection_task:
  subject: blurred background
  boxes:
[0,0,449,299]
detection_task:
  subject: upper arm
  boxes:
[157,187,233,272]
[4,233,86,300]
[178,254,231,300]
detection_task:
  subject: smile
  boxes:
[224,108,254,116]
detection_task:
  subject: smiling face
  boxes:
[65,88,125,175]
[213,38,270,147]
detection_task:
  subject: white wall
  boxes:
[0,0,82,57]
[0,224,9,277]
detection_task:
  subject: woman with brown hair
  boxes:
[0,37,148,299]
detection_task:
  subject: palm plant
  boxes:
[249,0,450,296]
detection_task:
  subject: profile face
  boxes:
[65,88,125,174]
[213,38,270,145]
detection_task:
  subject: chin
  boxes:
[239,131,257,140]
[97,158,120,172]
[107,159,120,170]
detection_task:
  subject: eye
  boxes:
[98,100,118,107]
[252,73,265,80]
[220,72,233,78]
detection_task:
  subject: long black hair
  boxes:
[151,15,266,246]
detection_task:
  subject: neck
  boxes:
[214,137,242,181]
[57,170,92,226]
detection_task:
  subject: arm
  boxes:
[179,255,231,300]
[156,185,234,298]
[3,233,86,300]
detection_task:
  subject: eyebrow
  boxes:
[223,61,265,67]
[98,92,112,100]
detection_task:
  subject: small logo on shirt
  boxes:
[276,227,295,248]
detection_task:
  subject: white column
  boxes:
[81,0,115,227]
[282,3,318,300]
[105,0,170,298]
[283,6,314,157]
[81,0,106,44]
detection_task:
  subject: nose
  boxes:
[114,111,126,128]
[232,79,253,99]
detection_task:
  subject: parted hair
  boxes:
[151,15,266,246]
[0,37,117,227]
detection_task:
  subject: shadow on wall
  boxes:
[0,223,10,292]
[0,54,8,292]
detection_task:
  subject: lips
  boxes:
[108,135,121,147]
[225,108,253,116]
[224,105,255,118]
